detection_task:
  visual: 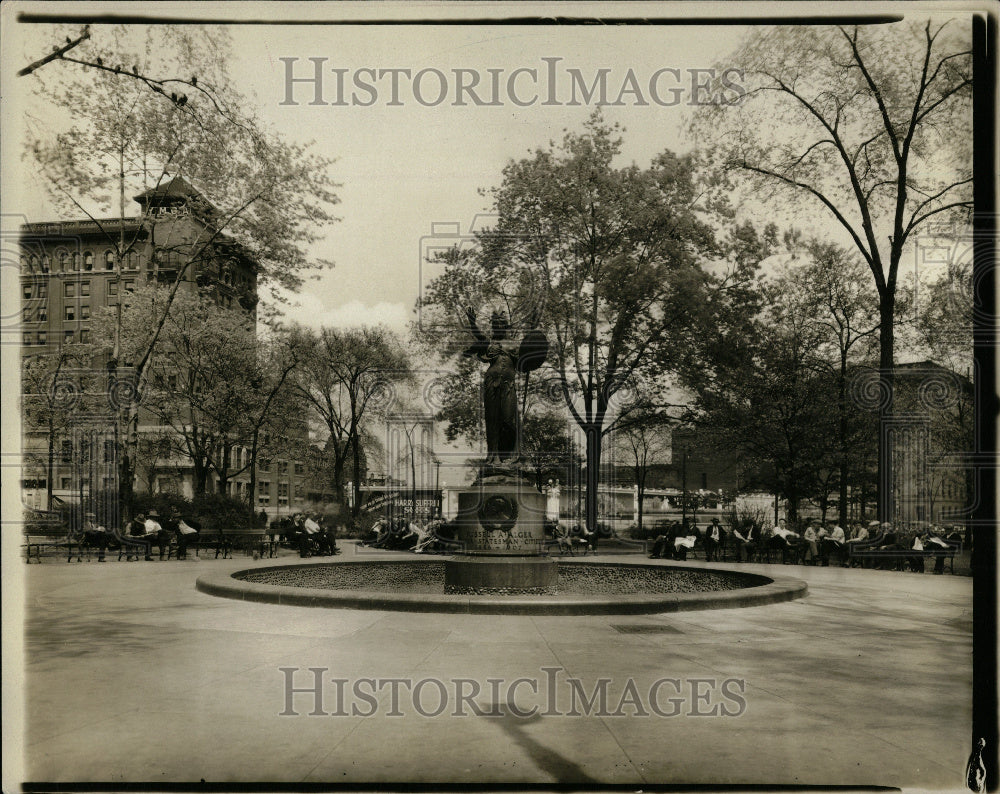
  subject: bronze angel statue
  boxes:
[462,306,548,467]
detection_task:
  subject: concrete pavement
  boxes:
[16,543,974,788]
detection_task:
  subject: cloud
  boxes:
[275,292,412,335]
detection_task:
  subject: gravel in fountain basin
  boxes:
[200,559,807,613]
[234,561,763,595]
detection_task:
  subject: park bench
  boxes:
[846,536,962,573]
[23,531,70,563]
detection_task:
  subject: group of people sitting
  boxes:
[120,507,202,561]
[361,517,450,554]
[647,520,709,561]
[279,513,340,558]
[550,522,600,555]
[645,517,962,573]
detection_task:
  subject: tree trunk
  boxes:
[248,432,260,522]
[637,476,645,532]
[584,425,601,533]
[786,489,799,523]
[351,429,362,517]
[192,459,209,495]
[877,291,896,524]
[838,353,849,528]
[333,455,345,505]
[47,414,55,508]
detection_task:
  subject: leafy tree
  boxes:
[681,270,841,521]
[777,240,881,524]
[615,415,672,532]
[418,112,724,532]
[289,325,413,514]
[690,20,973,520]
[25,24,339,517]
[103,286,261,496]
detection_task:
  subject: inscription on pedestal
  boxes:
[456,480,545,556]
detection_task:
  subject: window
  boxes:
[277,482,289,506]
[103,440,115,463]
[30,255,39,270]
[41,255,50,272]
[38,306,47,321]
[83,251,94,270]
[80,329,90,344]
[23,285,32,299]
[71,253,80,271]
[65,283,76,297]
[104,251,115,270]
[23,332,32,346]
[57,251,68,272]
[22,307,32,322]
[61,440,73,463]
[65,305,75,321]
[257,480,271,505]
[107,281,118,296]
[80,305,90,320]
[37,332,46,345]
[277,461,288,475]
[80,281,90,297]
[294,463,304,476]
[64,330,74,344]
[39,284,47,298]
[60,477,71,489]
[259,459,269,472]
[124,280,135,292]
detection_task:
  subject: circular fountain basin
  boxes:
[197,558,807,615]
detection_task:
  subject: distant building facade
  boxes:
[19,178,312,519]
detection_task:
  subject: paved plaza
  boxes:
[15,543,973,789]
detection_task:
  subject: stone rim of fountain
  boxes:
[196,558,808,615]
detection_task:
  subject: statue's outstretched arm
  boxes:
[465,306,489,343]
[461,306,490,359]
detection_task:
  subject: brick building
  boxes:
[19,178,312,519]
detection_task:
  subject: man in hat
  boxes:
[844,520,873,567]
[144,510,165,560]
[82,511,110,562]
[704,517,724,562]
[125,513,154,561]
[174,507,201,560]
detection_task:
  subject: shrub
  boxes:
[189,493,255,531]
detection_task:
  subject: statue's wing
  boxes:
[517,329,548,373]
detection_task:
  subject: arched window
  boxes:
[71,252,80,271]
[29,255,39,272]
[57,250,68,272]
[83,251,94,270]
[41,255,50,272]
[104,250,115,270]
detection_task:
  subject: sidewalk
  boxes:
[17,544,973,788]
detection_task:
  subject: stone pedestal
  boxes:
[444,475,557,595]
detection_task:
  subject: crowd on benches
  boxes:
[359,517,455,554]
[643,517,965,574]
[269,513,341,558]
[26,507,269,563]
